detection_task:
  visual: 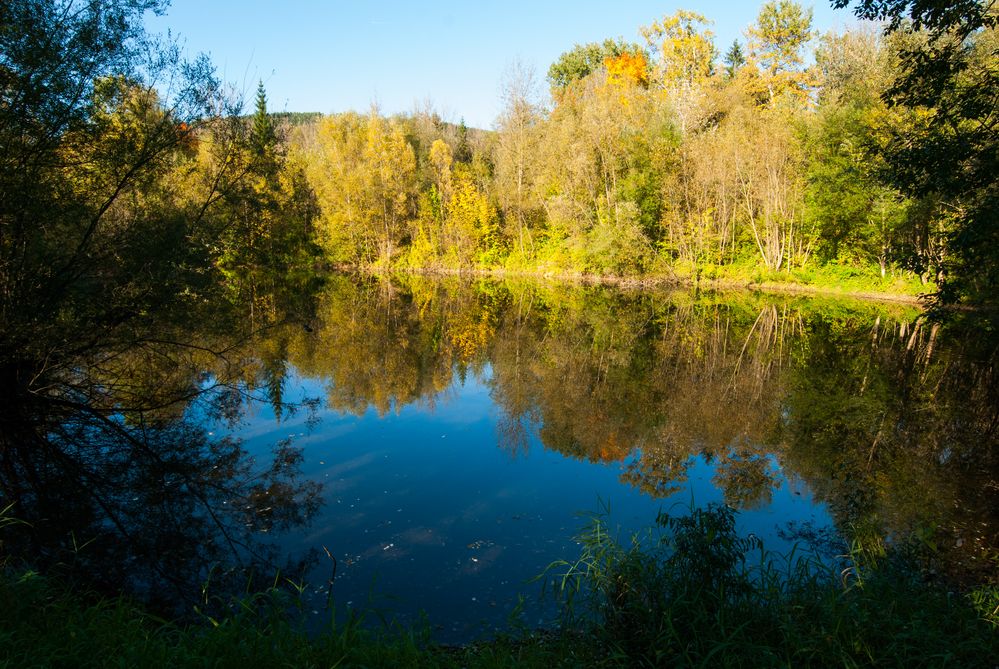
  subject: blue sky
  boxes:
[147,1,859,129]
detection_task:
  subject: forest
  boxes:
[3,0,993,313]
[235,0,996,308]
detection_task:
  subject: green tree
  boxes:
[832,0,999,306]
[806,103,906,272]
[454,118,472,163]
[805,27,904,271]
[0,0,234,365]
[0,0,324,608]
[546,39,646,94]
[250,80,278,170]
[228,110,318,287]
[724,39,747,78]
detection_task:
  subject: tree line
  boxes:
[245,0,992,307]
[3,0,992,328]
[1,0,995,615]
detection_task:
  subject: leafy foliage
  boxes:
[0,0,323,616]
[833,0,999,305]
[546,39,646,94]
[545,504,999,666]
[276,1,976,301]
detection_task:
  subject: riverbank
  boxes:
[342,263,931,306]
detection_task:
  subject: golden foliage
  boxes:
[604,51,650,88]
[641,10,715,87]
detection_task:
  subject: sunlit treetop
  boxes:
[604,51,651,88]
[747,0,816,76]
[547,39,647,94]
[641,10,717,87]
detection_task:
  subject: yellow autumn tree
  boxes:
[641,10,716,135]
[363,111,417,264]
[746,0,816,106]
[604,51,650,88]
[445,165,500,267]
[304,112,370,262]
[304,109,416,264]
[428,138,453,209]
[641,10,715,87]
[409,138,500,269]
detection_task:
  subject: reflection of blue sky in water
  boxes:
[225,366,831,642]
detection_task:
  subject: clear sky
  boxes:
[146,1,859,129]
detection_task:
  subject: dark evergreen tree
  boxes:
[724,39,746,78]
[455,118,472,163]
[250,80,278,168]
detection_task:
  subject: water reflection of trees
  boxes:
[286,277,996,576]
[781,315,999,582]
[484,289,809,508]
[0,292,324,616]
[7,271,992,599]
[289,275,498,415]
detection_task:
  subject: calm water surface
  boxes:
[199,276,996,641]
[231,370,827,639]
[8,274,993,643]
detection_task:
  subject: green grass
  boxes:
[0,570,587,669]
[2,505,996,668]
[679,258,931,297]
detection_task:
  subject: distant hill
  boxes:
[268,111,324,126]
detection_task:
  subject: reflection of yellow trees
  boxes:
[712,444,778,510]
[284,276,497,416]
[450,309,494,365]
[485,287,884,510]
[289,278,927,513]
[297,279,441,415]
[599,299,793,504]
[162,276,993,579]
[242,275,996,571]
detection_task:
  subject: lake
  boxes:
[199,275,996,641]
[4,274,996,643]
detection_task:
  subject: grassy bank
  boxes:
[349,261,931,305]
[3,506,996,668]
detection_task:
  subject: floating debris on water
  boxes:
[466,539,495,550]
